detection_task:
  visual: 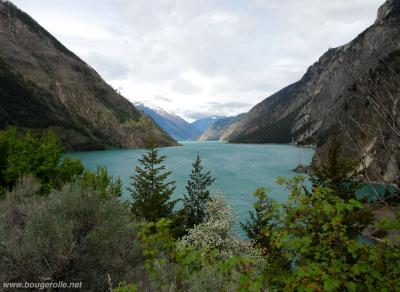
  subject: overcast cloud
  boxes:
[13,0,384,121]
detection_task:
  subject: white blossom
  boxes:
[178,194,261,260]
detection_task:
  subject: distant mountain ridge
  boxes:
[199,114,245,141]
[191,116,227,133]
[135,102,201,141]
[0,1,176,150]
[225,0,400,183]
[134,102,232,141]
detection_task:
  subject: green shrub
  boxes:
[81,166,122,198]
[134,216,266,291]
[0,178,145,291]
[0,128,84,194]
[268,177,400,290]
[177,248,265,292]
[115,179,400,291]
[310,141,374,238]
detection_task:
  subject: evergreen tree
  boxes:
[182,155,215,229]
[310,140,361,201]
[241,188,279,253]
[129,145,176,222]
[310,140,373,237]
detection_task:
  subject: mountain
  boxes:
[191,116,226,133]
[0,1,176,150]
[199,114,245,141]
[226,0,400,183]
[135,102,201,140]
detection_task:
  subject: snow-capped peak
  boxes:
[134,100,166,112]
[134,100,178,118]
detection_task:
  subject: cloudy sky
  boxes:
[14,0,384,121]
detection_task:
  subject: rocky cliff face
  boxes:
[226,0,400,183]
[0,1,177,150]
[199,114,244,141]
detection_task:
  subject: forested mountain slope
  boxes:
[0,1,177,150]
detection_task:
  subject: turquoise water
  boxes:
[65,141,315,237]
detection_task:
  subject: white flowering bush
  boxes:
[178,194,261,260]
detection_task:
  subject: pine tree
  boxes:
[182,155,215,230]
[129,145,176,222]
[241,188,279,253]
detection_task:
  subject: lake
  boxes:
[65,141,315,237]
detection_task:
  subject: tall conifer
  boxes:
[129,145,176,222]
[182,155,215,229]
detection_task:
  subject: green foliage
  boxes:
[82,166,122,198]
[377,211,400,233]
[107,175,399,291]
[310,140,361,201]
[114,282,139,292]
[181,155,215,231]
[136,218,179,290]
[129,145,176,222]
[376,210,400,244]
[241,188,279,253]
[0,179,145,291]
[1,127,398,291]
[241,188,290,285]
[270,177,400,290]
[0,128,84,194]
[57,157,85,184]
[0,186,4,199]
[138,219,176,273]
[176,248,265,292]
[310,141,374,237]
[135,217,266,291]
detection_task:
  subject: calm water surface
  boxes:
[65,141,315,236]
